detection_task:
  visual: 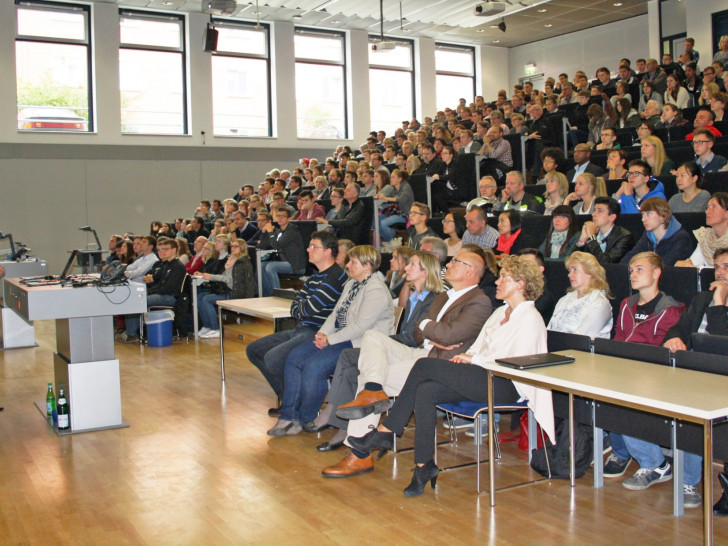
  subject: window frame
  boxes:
[14,0,94,133]
[118,8,188,135]
[294,27,348,140]
[367,35,416,130]
[210,18,272,138]
[434,42,476,107]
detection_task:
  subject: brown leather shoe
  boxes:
[336,389,391,420]
[322,450,374,478]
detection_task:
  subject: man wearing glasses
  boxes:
[247,231,347,416]
[691,128,727,172]
[613,159,666,214]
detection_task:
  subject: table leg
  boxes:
[487,370,495,506]
[256,252,264,298]
[704,419,713,545]
[192,281,199,340]
[673,421,684,517]
[593,425,604,488]
[569,392,575,488]
[218,304,225,382]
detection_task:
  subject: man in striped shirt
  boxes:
[246,231,347,416]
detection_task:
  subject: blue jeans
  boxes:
[246,325,317,398]
[623,435,702,485]
[379,213,407,242]
[125,294,177,336]
[568,129,589,149]
[199,291,229,329]
[260,261,304,297]
[280,339,352,424]
[609,432,630,461]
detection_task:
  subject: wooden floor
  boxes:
[0,320,724,545]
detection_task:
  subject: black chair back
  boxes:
[593,338,672,365]
[690,333,728,357]
[547,330,592,352]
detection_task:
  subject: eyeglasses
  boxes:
[498,274,514,282]
[307,244,324,250]
[626,171,646,178]
[409,210,425,216]
[450,258,473,268]
[442,218,454,224]
[692,140,711,145]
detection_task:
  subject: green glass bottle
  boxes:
[57,388,70,430]
[45,383,55,418]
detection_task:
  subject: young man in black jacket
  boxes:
[117,238,186,343]
[575,197,635,265]
[258,205,307,296]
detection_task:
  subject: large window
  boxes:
[294,29,347,140]
[368,38,414,137]
[435,44,475,111]
[211,20,271,137]
[119,10,187,135]
[15,0,92,132]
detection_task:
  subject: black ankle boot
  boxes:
[403,460,440,497]
[347,427,394,455]
[713,472,728,516]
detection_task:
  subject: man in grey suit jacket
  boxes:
[321,250,492,477]
[459,130,482,155]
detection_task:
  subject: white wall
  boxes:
[507,15,649,89]
[685,0,728,67]
[479,45,509,100]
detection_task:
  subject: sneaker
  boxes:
[267,419,302,437]
[622,461,672,491]
[120,333,140,344]
[198,327,211,336]
[683,484,702,508]
[201,329,220,339]
[464,420,499,438]
[442,417,474,431]
[603,454,632,478]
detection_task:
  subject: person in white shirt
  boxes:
[548,252,613,338]
[124,236,159,282]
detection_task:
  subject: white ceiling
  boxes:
[96,0,650,48]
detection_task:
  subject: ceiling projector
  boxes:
[371,41,396,51]
[474,1,507,16]
[203,0,237,16]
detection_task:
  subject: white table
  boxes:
[481,350,728,545]
[216,296,293,381]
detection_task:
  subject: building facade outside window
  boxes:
[15,0,93,132]
[119,10,187,135]
[211,20,271,137]
[294,29,347,140]
[435,44,475,111]
[369,38,414,136]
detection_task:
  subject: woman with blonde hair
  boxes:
[641,135,674,178]
[699,82,720,107]
[269,245,394,436]
[547,251,613,338]
[406,154,421,175]
[542,171,569,215]
[198,238,255,338]
[564,172,606,215]
[386,246,416,299]
[509,113,527,135]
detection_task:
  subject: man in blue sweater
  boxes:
[247,231,347,415]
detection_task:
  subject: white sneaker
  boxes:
[201,329,220,338]
[198,327,211,336]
